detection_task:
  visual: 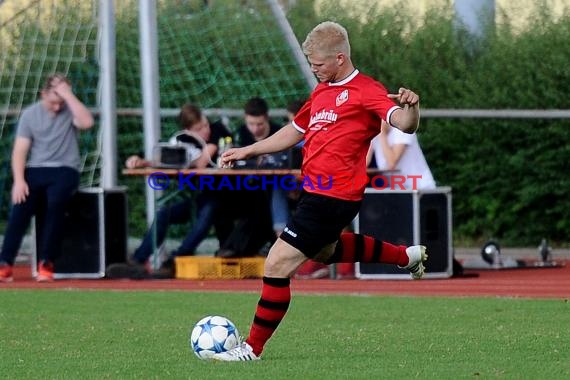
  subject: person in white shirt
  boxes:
[367,120,436,190]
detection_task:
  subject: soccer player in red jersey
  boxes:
[214,21,427,361]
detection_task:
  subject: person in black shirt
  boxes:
[215,97,289,258]
[235,97,290,237]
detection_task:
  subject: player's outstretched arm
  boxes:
[220,124,303,167]
[388,87,420,134]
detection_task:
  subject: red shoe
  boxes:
[295,261,330,279]
[0,262,14,283]
[37,260,54,282]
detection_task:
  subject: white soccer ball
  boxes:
[190,315,240,360]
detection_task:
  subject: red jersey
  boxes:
[292,70,401,201]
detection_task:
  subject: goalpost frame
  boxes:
[99,0,118,189]
[138,0,161,225]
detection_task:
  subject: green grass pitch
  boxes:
[0,290,569,379]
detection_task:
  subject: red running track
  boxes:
[2,260,569,299]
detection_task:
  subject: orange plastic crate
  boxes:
[175,256,265,279]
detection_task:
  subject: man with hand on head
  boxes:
[0,74,94,282]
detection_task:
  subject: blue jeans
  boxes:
[133,192,217,263]
[0,167,79,265]
[271,187,290,233]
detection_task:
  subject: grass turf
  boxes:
[0,289,569,379]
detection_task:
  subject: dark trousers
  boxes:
[133,191,220,262]
[214,189,275,257]
[0,167,80,265]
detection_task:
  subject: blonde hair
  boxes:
[302,21,351,58]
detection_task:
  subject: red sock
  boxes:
[326,232,409,266]
[246,277,290,356]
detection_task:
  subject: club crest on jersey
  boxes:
[336,89,349,106]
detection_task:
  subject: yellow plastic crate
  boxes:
[175,256,265,279]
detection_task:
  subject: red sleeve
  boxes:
[361,80,400,124]
[292,97,312,133]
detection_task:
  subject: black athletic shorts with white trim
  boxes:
[279,190,362,259]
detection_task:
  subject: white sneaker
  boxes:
[399,245,428,280]
[212,342,260,361]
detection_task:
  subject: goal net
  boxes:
[0,0,312,238]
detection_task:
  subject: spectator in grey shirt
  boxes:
[0,74,94,282]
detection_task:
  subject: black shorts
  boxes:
[279,191,362,259]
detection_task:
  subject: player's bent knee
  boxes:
[264,239,306,278]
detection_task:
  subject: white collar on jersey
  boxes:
[328,69,359,86]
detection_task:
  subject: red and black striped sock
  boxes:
[325,232,409,266]
[246,276,290,356]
